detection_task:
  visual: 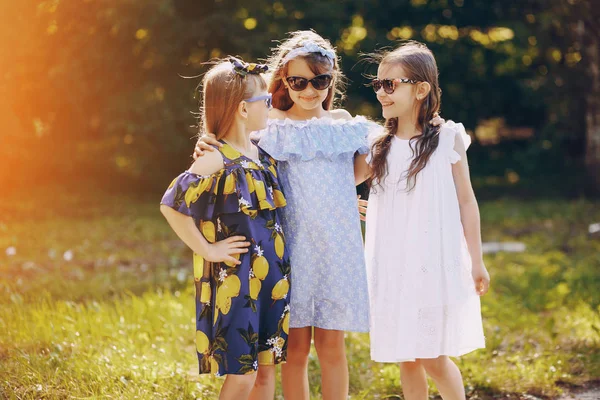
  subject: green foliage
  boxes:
[0,1,595,193]
[0,193,598,398]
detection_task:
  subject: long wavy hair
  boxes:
[367,41,442,191]
[266,30,345,111]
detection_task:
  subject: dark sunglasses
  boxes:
[285,74,333,91]
[370,78,418,94]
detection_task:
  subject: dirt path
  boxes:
[559,387,600,400]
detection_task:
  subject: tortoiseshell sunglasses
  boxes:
[370,78,418,94]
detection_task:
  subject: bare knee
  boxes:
[420,356,450,379]
[223,373,257,394]
[254,365,275,387]
[288,338,311,359]
[400,360,423,374]
[286,328,311,364]
[314,329,346,364]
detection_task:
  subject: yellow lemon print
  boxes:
[167,176,178,190]
[268,164,278,178]
[275,336,285,348]
[216,288,232,314]
[224,253,240,268]
[200,282,211,304]
[197,177,212,193]
[221,275,241,297]
[209,356,219,374]
[221,144,242,160]
[196,330,210,354]
[254,179,267,200]
[258,350,274,365]
[272,278,289,300]
[252,256,269,280]
[223,173,236,195]
[282,313,290,335]
[193,253,204,281]
[259,199,273,209]
[217,295,232,315]
[246,172,255,193]
[184,178,212,207]
[201,221,216,243]
[184,184,201,207]
[274,233,284,259]
[242,208,258,218]
[249,277,262,300]
[273,189,285,205]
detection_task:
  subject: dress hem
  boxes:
[370,344,485,363]
[290,322,370,333]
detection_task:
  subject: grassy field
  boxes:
[0,190,599,399]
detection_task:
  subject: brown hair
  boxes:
[199,58,267,139]
[367,41,442,191]
[267,30,344,111]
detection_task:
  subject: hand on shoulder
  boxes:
[188,149,224,176]
[329,109,353,121]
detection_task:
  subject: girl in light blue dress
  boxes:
[196,31,372,400]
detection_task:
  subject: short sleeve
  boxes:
[160,172,222,220]
[161,161,287,221]
[365,125,387,165]
[441,121,471,164]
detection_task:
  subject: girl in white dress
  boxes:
[357,41,490,399]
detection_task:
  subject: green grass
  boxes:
[0,190,599,399]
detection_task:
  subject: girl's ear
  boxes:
[238,100,248,119]
[416,81,431,101]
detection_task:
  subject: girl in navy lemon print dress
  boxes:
[160,58,291,400]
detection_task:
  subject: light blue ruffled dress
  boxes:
[257,116,378,332]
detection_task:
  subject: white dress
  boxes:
[365,121,485,362]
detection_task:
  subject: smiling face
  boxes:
[376,63,418,121]
[283,58,333,111]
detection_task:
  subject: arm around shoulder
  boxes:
[330,108,353,120]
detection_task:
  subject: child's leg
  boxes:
[313,328,348,400]
[419,356,466,400]
[282,327,312,400]
[219,373,257,400]
[248,365,276,400]
[399,360,428,400]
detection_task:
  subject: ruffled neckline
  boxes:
[267,115,373,128]
[258,115,381,161]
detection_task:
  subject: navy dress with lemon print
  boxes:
[160,141,291,376]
